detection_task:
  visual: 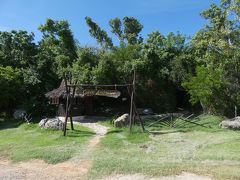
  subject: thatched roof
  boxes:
[45,80,121,99]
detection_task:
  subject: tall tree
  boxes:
[86,16,144,47]
[123,17,143,45]
[184,0,240,115]
[38,18,77,77]
[109,18,123,43]
[0,66,22,114]
[85,17,113,49]
[0,30,41,113]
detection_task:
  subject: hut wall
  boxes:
[84,96,93,115]
[57,98,84,117]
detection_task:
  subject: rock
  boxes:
[39,118,64,130]
[13,109,26,119]
[220,116,240,130]
[114,113,129,128]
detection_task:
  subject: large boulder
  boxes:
[39,118,64,130]
[114,113,129,128]
[220,116,240,130]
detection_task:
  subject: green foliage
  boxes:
[38,18,77,77]
[182,66,223,105]
[109,18,123,42]
[71,47,99,83]
[85,17,113,49]
[0,66,22,112]
[86,16,143,46]
[184,0,240,115]
[123,17,143,45]
[0,30,37,68]
[0,19,78,115]
[75,19,192,112]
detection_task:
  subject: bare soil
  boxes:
[0,159,91,180]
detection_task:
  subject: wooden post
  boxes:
[63,76,76,136]
[69,86,76,130]
[133,103,145,132]
[64,98,69,136]
[129,86,134,132]
[70,116,74,130]
[63,77,68,136]
[64,95,69,136]
[125,71,145,132]
[129,70,136,132]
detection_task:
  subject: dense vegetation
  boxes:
[0,0,240,116]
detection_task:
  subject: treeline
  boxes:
[0,0,240,117]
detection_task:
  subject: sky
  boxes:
[0,0,219,46]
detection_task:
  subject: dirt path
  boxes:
[74,121,108,149]
[0,121,108,180]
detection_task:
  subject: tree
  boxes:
[122,17,143,45]
[0,30,40,86]
[0,66,22,114]
[38,19,77,77]
[141,31,193,111]
[0,30,43,114]
[85,16,143,47]
[85,17,113,49]
[184,0,240,115]
[0,30,37,68]
[72,47,99,84]
[109,18,123,43]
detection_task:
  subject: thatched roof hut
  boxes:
[45,80,122,115]
[45,80,82,99]
[45,80,121,100]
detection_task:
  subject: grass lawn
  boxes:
[1,115,240,180]
[0,119,95,164]
[89,115,240,180]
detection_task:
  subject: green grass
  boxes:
[88,115,240,180]
[1,115,240,180]
[0,119,95,164]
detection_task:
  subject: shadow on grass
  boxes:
[0,119,24,130]
[148,129,190,135]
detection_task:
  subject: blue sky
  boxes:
[0,0,219,45]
